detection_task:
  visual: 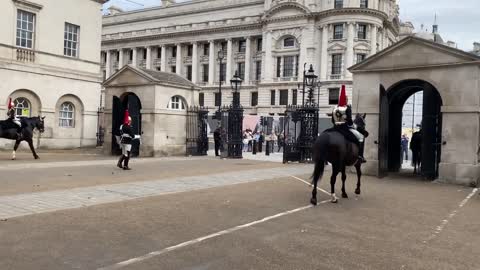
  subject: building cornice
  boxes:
[12,0,43,11]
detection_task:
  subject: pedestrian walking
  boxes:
[214,127,221,156]
[401,134,409,161]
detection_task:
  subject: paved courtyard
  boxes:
[0,151,478,270]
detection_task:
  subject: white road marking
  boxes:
[290,175,331,196]
[423,188,478,244]
[97,200,330,270]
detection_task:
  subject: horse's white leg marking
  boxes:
[12,150,16,160]
[331,193,338,203]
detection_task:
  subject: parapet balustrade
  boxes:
[16,48,35,62]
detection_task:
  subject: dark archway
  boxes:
[111,93,142,157]
[379,80,443,180]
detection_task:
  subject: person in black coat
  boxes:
[214,127,221,157]
[117,116,140,170]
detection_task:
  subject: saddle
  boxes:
[0,119,19,130]
[324,125,360,146]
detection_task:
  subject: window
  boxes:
[270,90,276,106]
[237,63,245,80]
[169,96,186,110]
[257,38,262,51]
[16,10,35,49]
[220,42,227,52]
[199,93,204,107]
[219,63,226,82]
[332,54,342,75]
[357,53,367,63]
[156,67,161,71]
[171,66,176,73]
[255,61,262,81]
[129,49,133,61]
[357,24,367,39]
[279,90,288,106]
[292,89,298,105]
[251,92,258,107]
[283,37,295,48]
[214,93,221,107]
[59,102,75,127]
[157,47,162,58]
[283,56,295,77]
[203,44,209,56]
[142,48,147,60]
[276,57,281,78]
[186,65,192,81]
[333,24,344,39]
[202,64,209,82]
[187,45,193,57]
[238,40,246,53]
[360,0,368,8]
[116,51,120,62]
[334,0,343,8]
[295,55,299,76]
[14,98,31,117]
[329,88,340,105]
[172,46,177,57]
[64,23,80,57]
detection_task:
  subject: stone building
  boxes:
[101,0,401,117]
[0,0,106,149]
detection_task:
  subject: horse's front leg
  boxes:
[27,139,39,159]
[341,166,348,198]
[330,165,339,203]
[12,140,20,160]
[354,162,362,195]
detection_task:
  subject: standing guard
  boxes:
[6,98,22,139]
[116,109,141,170]
[331,85,366,163]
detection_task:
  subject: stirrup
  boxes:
[359,156,366,163]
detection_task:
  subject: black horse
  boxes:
[0,117,45,160]
[310,114,367,205]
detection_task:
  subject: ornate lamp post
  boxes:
[304,64,318,105]
[215,49,225,120]
[227,71,244,159]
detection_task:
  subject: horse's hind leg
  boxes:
[355,162,362,195]
[341,166,348,198]
[330,165,339,203]
[27,139,39,159]
[12,140,20,160]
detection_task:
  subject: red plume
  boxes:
[123,109,130,124]
[7,98,13,109]
[338,85,347,107]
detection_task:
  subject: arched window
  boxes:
[283,37,295,48]
[14,97,31,117]
[59,102,75,127]
[168,96,186,110]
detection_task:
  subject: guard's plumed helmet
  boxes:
[123,109,131,124]
[338,85,347,107]
[7,98,13,109]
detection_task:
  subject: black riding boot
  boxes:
[359,142,366,163]
[123,152,132,170]
[117,155,125,168]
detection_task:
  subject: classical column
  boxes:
[146,46,152,69]
[176,43,182,75]
[192,42,198,83]
[160,45,166,72]
[132,47,138,67]
[244,37,251,84]
[208,40,215,85]
[226,38,233,81]
[345,22,355,79]
[264,31,273,81]
[370,25,378,55]
[320,25,329,81]
[105,50,111,78]
[118,49,124,68]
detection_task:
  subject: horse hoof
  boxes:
[331,198,338,203]
[342,193,348,198]
[34,156,39,160]
[355,188,361,195]
[310,198,317,206]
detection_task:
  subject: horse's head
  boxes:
[354,113,367,131]
[34,116,45,133]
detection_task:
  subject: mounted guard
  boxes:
[6,98,22,139]
[331,85,366,163]
[116,109,141,170]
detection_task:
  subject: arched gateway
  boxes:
[350,37,480,186]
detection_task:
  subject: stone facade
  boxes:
[103,65,201,157]
[350,36,480,186]
[101,0,400,117]
[0,0,106,149]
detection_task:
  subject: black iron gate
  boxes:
[186,106,209,156]
[283,104,319,163]
[111,93,142,157]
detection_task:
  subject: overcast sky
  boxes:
[103,0,479,51]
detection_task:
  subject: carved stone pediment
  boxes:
[264,1,309,20]
[328,43,347,51]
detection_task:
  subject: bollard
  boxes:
[252,140,257,155]
[266,141,270,156]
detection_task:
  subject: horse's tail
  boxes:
[311,133,329,185]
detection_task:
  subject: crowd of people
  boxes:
[241,130,285,153]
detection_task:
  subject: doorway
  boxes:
[111,93,142,157]
[378,80,442,180]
